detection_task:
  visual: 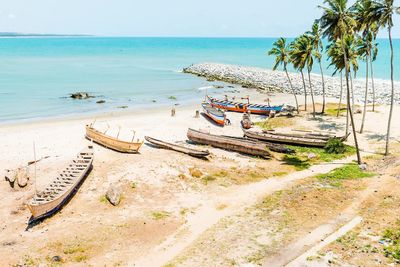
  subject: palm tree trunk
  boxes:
[360,55,369,134]
[385,27,395,156]
[341,35,361,164]
[350,72,355,113]
[285,69,299,113]
[319,60,326,114]
[307,70,316,118]
[300,70,307,111]
[370,56,376,112]
[337,72,343,118]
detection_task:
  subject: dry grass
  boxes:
[255,115,297,130]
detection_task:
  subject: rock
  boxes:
[16,168,29,188]
[117,106,128,109]
[106,185,122,206]
[308,153,317,159]
[213,85,224,89]
[355,108,362,114]
[70,92,93,99]
[51,256,62,262]
[359,163,368,171]
[96,100,106,104]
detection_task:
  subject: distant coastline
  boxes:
[0,32,92,38]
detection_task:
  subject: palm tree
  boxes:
[369,0,397,156]
[370,38,379,112]
[307,21,327,114]
[290,35,316,116]
[357,34,371,133]
[268,38,300,113]
[319,0,362,164]
[289,37,308,111]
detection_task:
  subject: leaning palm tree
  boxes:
[290,35,317,116]
[370,0,397,156]
[370,37,379,112]
[268,38,300,113]
[319,0,362,164]
[307,21,327,114]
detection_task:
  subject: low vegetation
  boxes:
[283,143,356,170]
[254,115,296,130]
[315,164,375,187]
[151,211,170,220]
[382,221,400,262]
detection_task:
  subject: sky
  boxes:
[0,0,399,38]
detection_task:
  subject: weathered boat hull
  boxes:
[207,95,283,115]
[27,146,94,220]
[85,125,143,153]
[187,128,271,158]
[145,136,210,158]
[244,130,330,147]
[201,103,226,126]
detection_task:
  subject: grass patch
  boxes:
[325,103,347,117]
[282,144,356,170]
[255,116,296,130]
[382,221,400,262]
[189,167,203,178]
[151,211,170,220]
[130,182,137,189]
[99,195,108,203]
[168,96,177,100]
[63,244,86,255]
[315,164,375,187]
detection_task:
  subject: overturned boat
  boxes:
[187,128,271,158]
[145,136,210,158]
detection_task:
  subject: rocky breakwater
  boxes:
[183,63,400,104]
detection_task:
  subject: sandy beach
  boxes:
[1,77,400,266]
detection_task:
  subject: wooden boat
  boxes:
[206,95,284,115]
[244,130,348,147]
[202,102,226,126]
[145,136,210,158]
[85,124,143,153]
[187,128,271,158]
[263,130,338,141]
[27,146,94,220]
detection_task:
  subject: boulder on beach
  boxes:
[106,184,122,206]
[70,92,94,99]
[96,100,106,104]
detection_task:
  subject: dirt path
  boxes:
[264,170,382,266]
[131,157,355,266]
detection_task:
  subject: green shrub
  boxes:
[324,138,346,154]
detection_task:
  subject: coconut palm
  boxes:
[369,0,397,156]
[289,38,308,111]
[319,0,362,164]
[357,33,374,133]
[307,21,327,114]
[290,35,317,117]
[370,38,379,112]
[268,38,300,113]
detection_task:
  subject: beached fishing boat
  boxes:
[145,136,210,158]
[187,128,271,158]
[206,95,284,115]
[27,146,94,220]
[85,124,143,153]
[244,130,348,147]
[201,102,227,126]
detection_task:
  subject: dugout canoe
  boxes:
[202,102,226,126]
[145,136,210,158]
[27,146,94,220]
[187,128,271,158]
[85,125,143,153]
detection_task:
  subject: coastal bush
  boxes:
[324,138,346,154]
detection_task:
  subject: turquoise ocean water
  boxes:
[0,37,398,123]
